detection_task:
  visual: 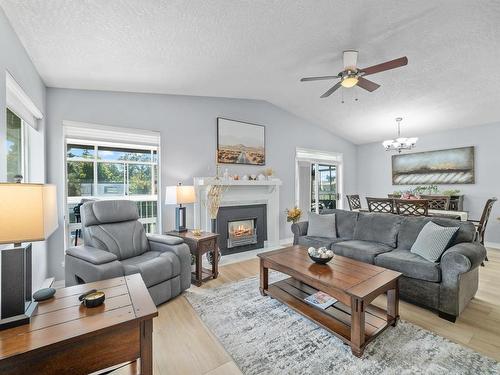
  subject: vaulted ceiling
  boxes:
[1,0,499,144]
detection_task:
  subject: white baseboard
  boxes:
[484,241,500,250]
[280,237,294,245]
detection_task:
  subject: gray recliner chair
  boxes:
[65,200,191,305]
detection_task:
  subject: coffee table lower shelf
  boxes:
[265,278,397,356]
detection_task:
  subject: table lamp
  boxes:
[165,183,196,232]
[0,183,58,329]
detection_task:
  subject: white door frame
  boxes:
[295,148,344,213]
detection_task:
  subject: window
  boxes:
[65,141,159,246]
[311,164,337,212]
[6,108,27,182]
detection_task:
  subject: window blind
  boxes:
[6,71,43,129]
[63,121,160,147]
[295,147,343,163]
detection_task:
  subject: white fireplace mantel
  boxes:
[193,177,282,247]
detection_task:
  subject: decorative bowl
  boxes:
[307,246,334,264]
[308,253,333,264]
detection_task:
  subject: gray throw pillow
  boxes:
[410,221,459,262]
[307,213,336,238]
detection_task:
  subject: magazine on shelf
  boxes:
[304,291,337,310]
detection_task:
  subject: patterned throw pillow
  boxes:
[410,221,459,262]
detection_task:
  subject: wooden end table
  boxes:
[165,230,219,286]
[0,274,158,375]
[258,245,401,357]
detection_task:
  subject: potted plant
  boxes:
[286,207,302,224]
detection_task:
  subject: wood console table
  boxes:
[166,230,219,286]
[0,274,157,375]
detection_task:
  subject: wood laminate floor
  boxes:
[150,249,500,375]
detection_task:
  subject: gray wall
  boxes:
[46,88,357,280]
[357,122,500,244]
[0,8,48,290]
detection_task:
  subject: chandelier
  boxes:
[382,117,417,153]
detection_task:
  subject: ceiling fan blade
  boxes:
[320,82,342,98]
[343,50,358,70]
[300,75,339,82]
[360,56,408,76]
[357,77,380,92]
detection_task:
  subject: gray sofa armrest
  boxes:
[291,221,308,236]
[291,221,308,245]
[441,241,486,274]
[66,246,117,265]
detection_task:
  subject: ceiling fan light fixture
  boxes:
[340,76,358,88]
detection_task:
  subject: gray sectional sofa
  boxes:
[291,209,486,321]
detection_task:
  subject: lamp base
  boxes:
[0,243,36,330]
[174,206,188,232]
[0,302,37,330]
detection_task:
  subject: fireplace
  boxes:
[227,218,257,248]
[217,204,267,255]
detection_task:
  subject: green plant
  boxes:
[441,189,460,196]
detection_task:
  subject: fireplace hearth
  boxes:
[217,204,267,255]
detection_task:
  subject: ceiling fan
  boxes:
[300,51,408,98]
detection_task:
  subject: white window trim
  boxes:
[62,122,161,249]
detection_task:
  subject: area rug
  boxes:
[185,273,500,375]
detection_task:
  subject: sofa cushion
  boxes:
[375,249,441,282]
[332,240,393,264]
[298,236,344,250]
[122,251,179,287]
[398,216,475,249]
[307,213,336,238]
[411,221,459,262]
[353,212,402,248]
[322,209,358,240]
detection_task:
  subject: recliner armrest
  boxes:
[147,233,184,246]
[66,246,118,265]
[441,241,486,274]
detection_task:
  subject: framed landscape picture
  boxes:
[392,146,475,185]
[217,117,265,165]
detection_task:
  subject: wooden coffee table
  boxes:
[258,245,402,357]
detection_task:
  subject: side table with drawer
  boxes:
[165,230,219,286]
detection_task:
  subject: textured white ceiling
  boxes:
[1,0,500,144]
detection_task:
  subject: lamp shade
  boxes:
[165,185,196,205]
[0,183,58,244]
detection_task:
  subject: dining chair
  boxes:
[468,197,497,262]
[395,199,429,216]
[346,194,361,211]
[420,195,451,210]
[366,197,395,214]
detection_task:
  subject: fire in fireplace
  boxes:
[227,219,257,249]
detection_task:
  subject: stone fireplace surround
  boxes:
[193,177,282,249]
